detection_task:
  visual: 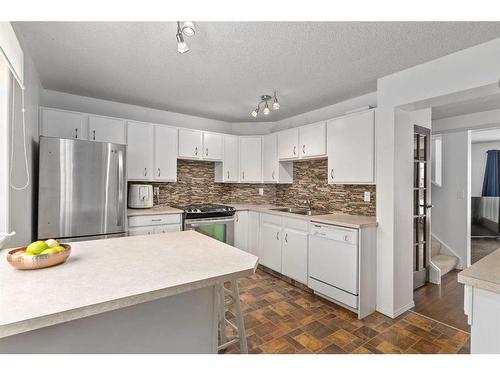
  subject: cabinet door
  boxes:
[282,228,308,284]
[239,137,262,183]
[278,128,299,160]
[88,116,126,144]
[178,129,202,159]
[154,224,181,233]
[127,121,154,180]
[260,220,282,272]
[300,122,326,158]
[41,108,87,140]
[263,134,279,183]
[223,135,239,182]
[202,132,223,161]
[155,125,178,181]
[247,211,261,256]
[128,226,155,236]
[327,110,375,184]
[234,211,248,251]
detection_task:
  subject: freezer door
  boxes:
[38,137,127,239]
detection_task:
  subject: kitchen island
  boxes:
[458,248,500,353]
[0,231,258,353]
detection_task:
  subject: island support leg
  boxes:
[231,280,248,354]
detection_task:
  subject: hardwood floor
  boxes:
[412,270,469,332]
[222,268,470,354]
[471,238,500,264]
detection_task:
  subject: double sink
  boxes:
[270,207,331,216]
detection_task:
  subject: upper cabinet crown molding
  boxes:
[327,109,375,184]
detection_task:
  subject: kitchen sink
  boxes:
[270,207,331,216]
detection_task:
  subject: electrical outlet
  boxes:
[153,187,159,196]
[364,192,371,202]
[258,188,264,196]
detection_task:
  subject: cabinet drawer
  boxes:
[128,214,181,227]
[261,213,282,226]
[308,277,358,309]
[154,224,181,233]
[283,217,308,232]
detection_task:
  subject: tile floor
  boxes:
[222,269,470,354]
[471,238,500,264]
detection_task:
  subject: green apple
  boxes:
[45,239,60,248]
[40,248,59,254]
[52,245,66,252]
[26,241,49,254]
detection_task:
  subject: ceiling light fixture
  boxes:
[176,21,196,54]
[250,93,280,118]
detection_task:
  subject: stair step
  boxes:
[431,240,441,256]
[431,254,458,277]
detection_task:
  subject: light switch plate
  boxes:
[259,188,264,196]
[153,187,159,196]
[364,192,371,202]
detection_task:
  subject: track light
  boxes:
[273,91,280,110]
[263,102,270,115]
[181,21,196,36]
[250,92,281,118]
[176,22,189,53]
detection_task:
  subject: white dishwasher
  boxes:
[308,222,359,309]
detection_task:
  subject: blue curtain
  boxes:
[482,150,500,197]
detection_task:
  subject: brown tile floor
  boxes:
[222,269,470,354]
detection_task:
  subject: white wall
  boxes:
[471,141,500,197]
[376,37,500,318]
[8,52,42,246]
[434,109,500,133]
[41,90,233,134]
[431,131,470,268]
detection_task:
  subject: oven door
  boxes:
[183,216,235,246]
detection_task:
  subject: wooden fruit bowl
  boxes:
[6,244,71,270]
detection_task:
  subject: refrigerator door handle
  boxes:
[117,149,124,227]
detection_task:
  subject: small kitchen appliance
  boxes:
[128,184,154,209]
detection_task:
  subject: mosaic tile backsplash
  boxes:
[135,158,375,216]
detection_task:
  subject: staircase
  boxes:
[430,238,459,283]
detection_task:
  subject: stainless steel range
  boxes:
[179,204,236,245]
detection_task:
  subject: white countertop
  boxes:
[458,248,500,294]
[0,231,258,338]
[228,203,377,229]
[127,206,183,216]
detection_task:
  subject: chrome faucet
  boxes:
[304,199,312,210]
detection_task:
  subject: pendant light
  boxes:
[250,92,280,118]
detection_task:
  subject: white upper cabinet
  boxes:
[40,108,87,140]
[278,128,299,160]
[88,115,126,144]
[202,132,223,161]
[327,110,375,184]
[263,134,279,182]
[299,122,326,158]
[178,129,202,159]
[127,121,154,180]
[239,136,262,183]
[154,125,178,181]
[215,134,239,183]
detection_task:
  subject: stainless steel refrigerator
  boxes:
[38,136,127,241]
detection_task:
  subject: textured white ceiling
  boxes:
[432,92,500,120]
[13,22,500,122]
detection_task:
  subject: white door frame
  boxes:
[0,57,10,233]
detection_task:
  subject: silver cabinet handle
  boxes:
[235,214,239,222]
[302,144,306,154]
[276,231,280,241]
[272,170,275,180]
[330,168,334,180]
[227,171,230,179]
[194,147,198,156]
[151,218,162,222]
[242,171,245,180]
[343,235,351,242]
[92,130,96,140]
[157,168,161,177]
[144,168,147,177]
[285,233,288,243]
[74,128,78,138]
[293,146,297,155]
[206,148,209,156]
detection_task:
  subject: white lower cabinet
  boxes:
[128,214,182,236]
[234,211,248,251]
[260,214,283,272]
[247,211,261,256]
[282,219,308,284]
